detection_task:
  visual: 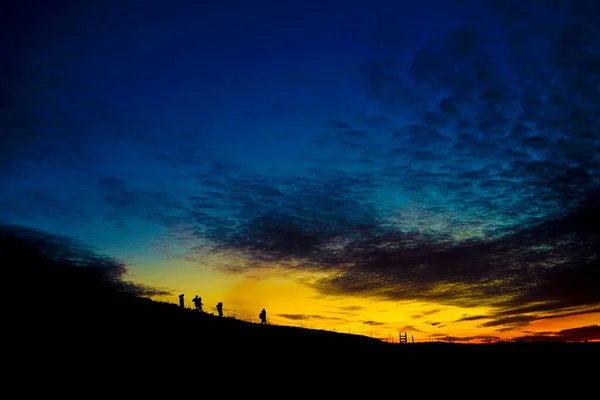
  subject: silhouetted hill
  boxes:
[4,226,386,362]
[6,225,598,381]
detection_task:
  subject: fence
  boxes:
[179,302,598,344]
[182,301,400,342]
[182,302,586,344]
[186,302,340,330]
[182,301,574,344]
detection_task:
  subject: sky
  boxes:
[2,0,599,343]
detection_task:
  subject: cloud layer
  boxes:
[1,1,599,332]
[182,2,600,329]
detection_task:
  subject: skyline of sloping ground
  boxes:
[1,0,599,342]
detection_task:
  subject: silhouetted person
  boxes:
[259,308,267,324]
[192,295,203,311]
[216,302,223,317]
[179,294,185,308]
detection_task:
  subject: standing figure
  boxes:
[259,308,267,324]
[192,295,203,312]
[179,294,185,308]
[216,302,223,317]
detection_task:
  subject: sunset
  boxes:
[134,259,599,343]
[3,0,599,371]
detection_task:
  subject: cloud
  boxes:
[473,335,500,342]
[554,325,600,341]
[277,314,315,321]
[177,0,600,332]
[1,224,169,296]
[362,320,386,326]
[326,305,365,316]
[336,305,363,311]
[480,307,600,330]
[513,325,600,342]
[411,309,442,319]
[479,315,537,328]
[451,305,600,330]
[428,334,501,343]
[454,315,489,322]
[398,325,426,333]
[324,120,353,130]
[3,0,600,334]
[277,314,345,322]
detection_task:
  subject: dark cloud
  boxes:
[454,315,489,322]
[399,325,425,333]
[278,314,315,321]
[354,112,390,129]
[554,325,600,341]
[481,307,600,329]
[324,120,353,130]
[513,325,600,342]
[362,320,386,326]
[451,306,600,330]
[428,334,501,343]
[94,176,189,229]
[337,305,363,311]
[1,224,169,296]
[428,333,449,338]
[0,175,189,247]
[411,309,442,319]
[325,305,364,316]
[2,1,600,335]
[277,314,345,322]
[179,0,600,333]
[479,315,537,328]
[187,162,600,328]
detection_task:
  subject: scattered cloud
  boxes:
[337,305,364,311]
[362,320,386,326]
[277,314,345,322]
[513,325,600,342]
[482,307,600,330]
[2,1,600,334]
[398,325,426,333]
[412,309,442,319]
[454,315,489,322]
[176,1,600,332]
[554,325,600,341]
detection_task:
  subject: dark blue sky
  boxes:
[2,0,599,334]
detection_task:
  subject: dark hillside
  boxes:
[4,227,386,365]
[5,226,598,379]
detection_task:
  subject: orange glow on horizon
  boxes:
[128,257,599,343]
